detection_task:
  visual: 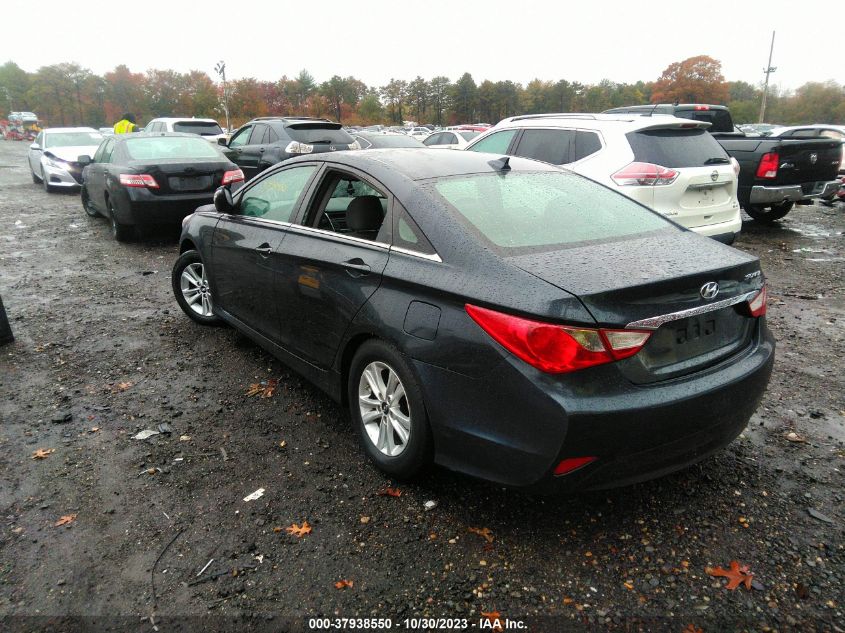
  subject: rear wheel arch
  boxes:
[180,239,198,254]
[339,333,378,407]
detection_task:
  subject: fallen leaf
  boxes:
[360,516,371,524]
[279,440,287,448]
[480,611,503,632]
[334,579,354,589]
[563,597,574,605]
[31,448,55,459]
[623,581,634,591]
[285,521,312,538]
[785,431,806,443]
[468,527,495,543]
[90,427,100,433]
[684,625,703,633]
[706,560,754,590]
[245,379,278,398]
[377,487,402,497]
[273,526,283,533]
[115,381,133,392]
[54,514,77,527]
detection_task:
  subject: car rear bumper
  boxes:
[686,213,742,242]
[120,189,216,225]
[749,180,840,204]
[415,320,774,492]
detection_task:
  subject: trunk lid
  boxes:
[508,230,763,382]
[128,159,233,195]
[773,139,842,185]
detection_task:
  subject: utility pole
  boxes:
[759,31,777,123]
[214,61,231,132]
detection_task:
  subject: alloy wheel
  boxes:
[358,361,411,457]
[180,262,213,317]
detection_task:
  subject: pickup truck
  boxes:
[604,104,842,222]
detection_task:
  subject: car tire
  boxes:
[745,201,793,223]
[81,187,98,217]
[348,339,433,479]
[41,168,55,193]
[171,250,220,326]
[107,198,133,241]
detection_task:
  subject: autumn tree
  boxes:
[0,62,32,113]
[103,65,146,123]
[651,55,729,104]
[449,72,477,123]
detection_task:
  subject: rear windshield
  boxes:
[124,137,222,160]
[673,108,733,133]
[429,171,671,251]
[172,121,223,136]
[626,129,729,168]
[286,125,354,144]
[45,132,103,148]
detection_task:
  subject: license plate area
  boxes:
[169,175,212,191]
[619,307,754,384]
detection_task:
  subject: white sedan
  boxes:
[422,129,480,149]
[28,127,104,192]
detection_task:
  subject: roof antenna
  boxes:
[488,156,511,171]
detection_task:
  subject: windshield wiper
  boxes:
[704,157,730,165]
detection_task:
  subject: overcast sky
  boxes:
[2,0,840,92]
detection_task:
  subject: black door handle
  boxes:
[343,258,371,276]
[256,243,272,257]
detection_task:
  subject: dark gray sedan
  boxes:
[171,149,774,491]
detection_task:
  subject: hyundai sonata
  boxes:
[171,149,774,491]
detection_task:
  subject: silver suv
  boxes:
[464,113,742,244]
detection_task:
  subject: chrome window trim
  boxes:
[219,214,293,229]
[390,246,442,263]
[625,291,757,330]
[286,223,390,251]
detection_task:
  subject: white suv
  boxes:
[464,113,742,243]
[144,117,227,144]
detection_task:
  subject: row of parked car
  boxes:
[22,102,842,491]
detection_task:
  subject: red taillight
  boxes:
[553,456,597,476]
[119,173,159,188]
[756,152,779,179]
[464,304,651,374]
[611,162,679,187]
[694,105,710,111]
[747,286,767,317]
[222,169,244,185]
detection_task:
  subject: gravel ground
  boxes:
[0,139,843,633]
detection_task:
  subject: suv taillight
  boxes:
[611,162,679,186]
[222,169,244,185]
[119,174,159,188]
[756,152,779,179]
[465,304,651,374]
[285,141,314,154]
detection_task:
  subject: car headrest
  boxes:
[346,196,384,231]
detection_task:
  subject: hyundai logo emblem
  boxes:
[710,170,718,182]
[810,153,818,164]
[700,282,720,300]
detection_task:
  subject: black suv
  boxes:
[219,117,357,179]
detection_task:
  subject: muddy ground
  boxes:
[0,139,843,633]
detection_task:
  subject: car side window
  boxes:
[308,171,389,242]
[442,133,458,145]
[35,132,43,146]
[467,130,516,154]
[239,165,317,222]
[423,133,443,146]
[820,130,844,139]
[228,126,253,148]
[393,204,435,255]
[574,131,602,161]
[513,129,575,165]
[354,136,371,149]
[100,139,116,163]
[249,124,269,145]
[267,127,280,143]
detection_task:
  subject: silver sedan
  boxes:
[28,127,104,192]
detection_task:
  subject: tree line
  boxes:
[1,56,843,129]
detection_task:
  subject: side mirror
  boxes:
[217,137,228,146]
[30,143,40,151]
[213,186,235,214]
[77,155,92,165]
